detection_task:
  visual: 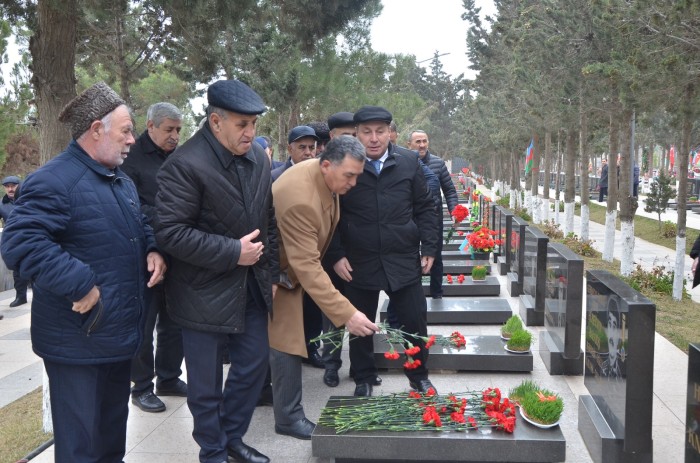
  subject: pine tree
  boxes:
[643,171,675,229]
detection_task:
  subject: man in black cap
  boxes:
[306,120,330,156]
[0,175,28,308]
[271,125,319,181]
[122,102,187,413]
[1,82,166,462]
[155,79,277,463]
[409,130,458,299]
[330,105,439,397]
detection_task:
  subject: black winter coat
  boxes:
[337,144,438,291]
[691,235,700,288]
[155,123,279,333]
[421,151,459,213]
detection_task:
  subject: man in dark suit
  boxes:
[0,175,28,309]
[331,106,439,397]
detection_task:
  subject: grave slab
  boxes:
[313,400,566,462]
[442,259,492,274]
[378,297,512,325]
[373,334,533,372]
[423,276,500,297]
[442,250,490,260]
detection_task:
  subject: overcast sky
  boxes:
[370,0,496,78]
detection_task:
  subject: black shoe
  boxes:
[9,297,27,308]
[349,368,381,386]
[323,369,339,387]
[156,379,187,397]
[301,350,325,369]
[431,295,443,299]
[256,385,273,406]
[409,379,437,395]
[227,441,270,463]
[354,383,373,397]
[131,391,166,412]
[274,417,316,440]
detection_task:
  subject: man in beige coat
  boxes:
[269,135,378,440]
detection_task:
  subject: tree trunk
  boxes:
[563,129,576,235]
[509,151,518,209]
[603,106,619,262]
[674,83,694,300]
[580,104,590,240]
[115,0,132,107]
[30,0,78,165]
[542,130,551,223]
[618,109,637,276]
[530,134,540,223]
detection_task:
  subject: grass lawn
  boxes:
[0,387,52,463]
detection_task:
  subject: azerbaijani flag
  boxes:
[524,139,534,175]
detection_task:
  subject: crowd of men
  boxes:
[0,79,457,463]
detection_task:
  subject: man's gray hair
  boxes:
[409,129,427,140]
[319,135,365,165]
[147,102,182,127]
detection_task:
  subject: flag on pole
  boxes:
[670,145,675,169]
[524,139,534,175]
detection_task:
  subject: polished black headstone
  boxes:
[422,276,500,296]
[497,209,514,274]
[378,297,511,325]
[518,226,548,326]
[312,397,566,462]
[507,216,527,296]
[539,242,584,375]
[373,334,532,372]
[442,250,493,261]
[578,270,655,463]
[687,343,700,462]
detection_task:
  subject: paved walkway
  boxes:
[0,193,693,462]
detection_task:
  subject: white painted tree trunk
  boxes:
[554,200,560,225]
[531,196,540,223]
[580,205,590,240]
[603,210,617,262]
[564,202,575,235]
[524,191,531,214]
[43,369,53,433]
[510,189,516,209]
[673,235,686,301]
[619,220,635,276]
[541,199,549,223]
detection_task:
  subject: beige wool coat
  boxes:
[269,160,356,357]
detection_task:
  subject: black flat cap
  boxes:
[288,125,319,144]
[353,106,392,124]
[207,80,266,115]
[327,112,355,130]
[2,176,20,185]
[307,121,330,142]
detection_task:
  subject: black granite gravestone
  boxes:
[507,216,527,296]
[498,208,514,274]
[491,204,500,263]
[379,297,511,325]
[373,334,533,372]
[579,270,655,463]
[687,343,700,462]
[313,397,566,463]
[539,242,584,375]
[518,226,548,326]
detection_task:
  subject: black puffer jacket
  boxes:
[155,123,279,333]
[421,151,458,213]
[337,144,438,291]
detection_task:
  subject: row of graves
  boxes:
[311,178,685,463]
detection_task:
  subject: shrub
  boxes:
[661,220,677,238]
[562,233,599,257]
[509,379,539,404]
[541,220,564,239]
[622,264,687,299]
[501,315,523,338]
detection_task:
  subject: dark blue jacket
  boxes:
[0,141,157,364]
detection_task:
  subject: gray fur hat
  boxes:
[59,82,126,139]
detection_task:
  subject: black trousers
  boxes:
[13,271,28,298]
[599,186,608,202]
[345,281,428,384]
[131,285,184,394]
[181,294,269,463]
[320,269,346,370]
[44,358,131,463]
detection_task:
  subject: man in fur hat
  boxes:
[0,82,166,462]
